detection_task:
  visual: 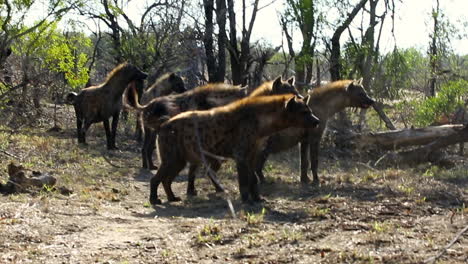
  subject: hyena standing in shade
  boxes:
[149,94,320,204]
[255,78,375,185]
[124,83,248,170]
[67,63,148,149]
[134,73,186,142]
[125,75,303,171]
[185,76,303,195]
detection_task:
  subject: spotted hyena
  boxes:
[255,78,375,185]
[126,76,301,170]
[149,94,320,204]
[67,63,147,150]
[124,83,248,169]
[133,73,186,150]
[185,76,304,195]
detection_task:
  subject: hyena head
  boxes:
[346,78,375,109]
[271,76,303,98]
[168,73,186,94]
[283,95,319,128]
[124,64,148,81]
[65,92,77,105]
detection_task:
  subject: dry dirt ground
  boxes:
[0,104,467,264]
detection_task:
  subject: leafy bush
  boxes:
[412,80,468,127]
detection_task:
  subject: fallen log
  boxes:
[391,124,468,164]
[375,124,468,166]
[350,124,465,150]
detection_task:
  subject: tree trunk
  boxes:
[203,0,216,83]
[226,0,259,86]
[329,0,368,81]
[358,0,377,131]
[373,102,396,130]
[215,0,227,82]
[429,0,440,97]
[100,0,123,63]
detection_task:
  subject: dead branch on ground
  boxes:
[425,224,468,264]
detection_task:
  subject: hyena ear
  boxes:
[65,92,77,105]
[355,77,363,85]
[273,76,282,91]
[287,76,295,86]
[169,72,177,79]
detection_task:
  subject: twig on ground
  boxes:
[424,224,468,264]
[357,162,377,171]
[374,153,389,167]
[102,154,124,168]
[0,149,20,159]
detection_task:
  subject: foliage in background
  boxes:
[6,21,91,108]
[411,79,468,127]
[372,48,411,99]
[37,24,90,89]
[13,22,90,88]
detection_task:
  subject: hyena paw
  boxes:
[252,195,265,203]
[311,180,321,187]
[187,189,198,196]
[150,197,162,205]
[168,196,182,202]
[300,177,311,185]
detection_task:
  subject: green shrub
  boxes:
[412,80,468,127]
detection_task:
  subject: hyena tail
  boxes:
[123,80,145,112]
[65,92,77,105]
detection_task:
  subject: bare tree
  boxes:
[249,45,281,89]
[227,0,260,85]
[203,0,227,82]
[429,0,440,97]
[281,0,322,90]
[328,0,368,81]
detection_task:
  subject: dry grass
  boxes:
[0,104,467,263]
